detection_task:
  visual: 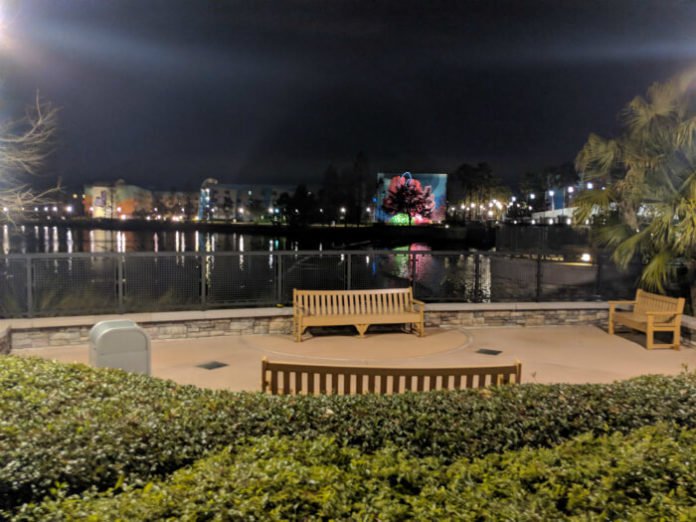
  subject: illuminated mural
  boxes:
[375,172,447,225]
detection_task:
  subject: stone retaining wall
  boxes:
[10,316,294,350]
[426,309,607,328]
[6,304,610,351]
[680,316,696,348]
[0,328,9,354]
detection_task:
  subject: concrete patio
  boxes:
[15,324,696,391]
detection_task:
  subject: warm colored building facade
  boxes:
[84,180,153,219]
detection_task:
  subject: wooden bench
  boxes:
[261,358,522,395]
[609,289,685,350]
[293,288,425,342]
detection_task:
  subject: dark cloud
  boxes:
[4,0,696,189]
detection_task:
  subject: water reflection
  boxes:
[0,226,305,254]
[2,225,8,255]
[0,230,537,310]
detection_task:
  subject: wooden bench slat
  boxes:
[307,370,315,394]
[293,288,425,342]
[392,374,401,394]
[270,366,278,393]
[262,358,522,395]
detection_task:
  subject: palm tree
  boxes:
[574,68,696,302]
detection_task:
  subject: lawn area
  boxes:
[3,355,696,519]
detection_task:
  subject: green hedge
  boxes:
[4,355,696,512]
[12,425,696,521]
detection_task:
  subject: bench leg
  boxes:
[355,324,368,337]
[646,327,654,350]
[673,328,681,351]
[608,313,614,335]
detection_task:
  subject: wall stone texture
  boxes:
[6,308,611,351]
[425,309,608,328]
[0,329,10,355]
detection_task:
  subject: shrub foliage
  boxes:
[3,355,696,514]
[12,425,696,520]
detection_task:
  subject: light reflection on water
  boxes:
[0,229,447,287]
[11,226,607,303]
[0,226,311,254]
[2,225,8,255]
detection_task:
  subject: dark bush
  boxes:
[12,425,696,520]
[4,355,696,512]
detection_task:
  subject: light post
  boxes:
[564,186,574,220]
[340,207,346,228]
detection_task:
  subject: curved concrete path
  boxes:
[13,325,696,391]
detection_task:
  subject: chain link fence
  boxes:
[0,250,637,318]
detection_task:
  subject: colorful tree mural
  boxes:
[381,173,435,225]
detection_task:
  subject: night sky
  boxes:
[3,0,696,189]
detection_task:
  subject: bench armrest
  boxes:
[645,311,681,321]
[411,299,426,311]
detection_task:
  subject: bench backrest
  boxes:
[634,289,685,316]
[293,288,414,316]
[261,358,522,395]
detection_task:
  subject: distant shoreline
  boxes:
[13,218,494,249]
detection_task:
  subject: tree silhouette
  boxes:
[0,93,57,217]
[381,173,434,225]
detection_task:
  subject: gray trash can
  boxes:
[89,320,151,375]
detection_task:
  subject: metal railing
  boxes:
[0,250,637,318]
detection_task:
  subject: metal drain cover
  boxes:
[197,361,228,370]
[476,348,502,356]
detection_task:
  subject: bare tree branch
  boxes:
[0,91,58,215]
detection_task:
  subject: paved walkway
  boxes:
[14,325,696,391]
